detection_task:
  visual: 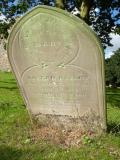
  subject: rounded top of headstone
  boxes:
[7,5,104,62]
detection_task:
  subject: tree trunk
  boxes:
[79,0,92,23]
[55,0,93,24]
[55,0,65,9]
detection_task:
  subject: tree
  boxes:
[0,0,120,49]
[105,48,120,87]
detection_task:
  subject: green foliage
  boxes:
[89,0,120,48]
[105,48,120,87]
[0,71,120,160]
[0,0,29,43]
[81,134,92,144]
[16,1,29,13]
[0,22,9,39]
[0,18,15,39]
[0,0,120,48]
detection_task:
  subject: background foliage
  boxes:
[105,48,120,87]
[0,0,120,48]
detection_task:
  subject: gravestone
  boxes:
[7,6,106,132]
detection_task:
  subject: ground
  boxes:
[0,71,120,160]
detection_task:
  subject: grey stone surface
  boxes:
[7,6,106,132]
[0,43,11,71]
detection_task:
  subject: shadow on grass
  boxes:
[107,122,120,136]
[0,102,13,110]
[0,102,25,110]
[0,145,51,160]
[0,77,18,90]
[0,80,16,84]
[106,93,120,108]
[0,79,18,90]
[0,146,22,160]
[0,86,18,90]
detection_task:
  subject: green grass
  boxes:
[107,88,120,134]
[0,71,120,160]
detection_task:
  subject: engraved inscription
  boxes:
[18,13,79,65]
[27,75,89,81]
[21,66,92,107]
[8,6,106,128]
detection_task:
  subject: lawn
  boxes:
[0,71,120,160]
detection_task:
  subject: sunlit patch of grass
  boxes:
[106,88,120,135]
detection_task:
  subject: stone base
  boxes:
[33,111,106,134]
[30,112,106,146]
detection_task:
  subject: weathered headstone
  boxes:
[7,6,106,132]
